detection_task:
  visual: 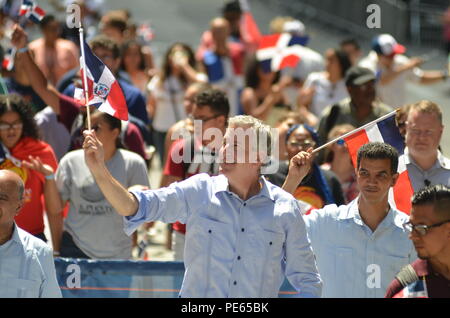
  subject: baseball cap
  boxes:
[345,66,376,86]
[372,34,406,56]
[283,20,306,36]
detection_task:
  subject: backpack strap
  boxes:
[396,264,419,288]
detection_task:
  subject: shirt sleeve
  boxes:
[124,123,147,160]
[123,174,208,236]
[57,93,81,132]
[384,278,403,298]
[283,200,323,298]
[55,156,72,202]
[163,139,186,178]
[126,152,150,188]
[38,246,62,298]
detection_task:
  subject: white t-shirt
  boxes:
[359,51,422,108]
[56,149,150,259]
[147,75,186,132]
[303,72,349,117]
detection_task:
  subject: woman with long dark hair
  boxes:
[0,94,61,251]
[120,40,150,94]
[240,55,289,127]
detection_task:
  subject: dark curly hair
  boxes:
[0,94,40,140]
[194,88,230,118]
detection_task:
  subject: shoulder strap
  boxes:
[396,264,419,288]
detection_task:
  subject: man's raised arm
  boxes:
[12,24,61,114]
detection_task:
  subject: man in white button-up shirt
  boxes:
[83,115,322,298]
[284,142,416,297]
[404,100,450,192]
[0,170,61,298]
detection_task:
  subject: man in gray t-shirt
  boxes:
[56,148,149,259]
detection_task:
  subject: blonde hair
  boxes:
[228,115,273,158]
[408,100,442,124]
[269,16,294,33]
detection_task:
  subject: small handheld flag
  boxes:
[79,28,128,123]
[19,0,46,24]
[256,33,309,73]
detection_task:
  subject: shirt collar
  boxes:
[213,174,275,201]
[337,197,405,229]
[405,147,450,171]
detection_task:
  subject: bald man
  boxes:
[197,17,245,117]
[0,170,61,298]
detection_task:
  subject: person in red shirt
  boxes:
[0,94,61,252]
[385,185,450,298]
[161,89,229,260]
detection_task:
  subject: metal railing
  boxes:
[261,0,447,48]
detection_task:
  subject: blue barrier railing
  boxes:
[55,258,298,298]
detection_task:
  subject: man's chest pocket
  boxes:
[0,278,41,298]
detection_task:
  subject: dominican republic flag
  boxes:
[256,33,309,73]
[343,111,414,214]
[19,0,45,23]
[80,40,128,121]
[393,280,428,298]
[238,0,261,50]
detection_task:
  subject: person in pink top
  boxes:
[29,15,79,86]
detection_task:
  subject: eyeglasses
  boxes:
[0,121,23,131]
[288,140,316,149]
[189,114,221,123]
[407,128,436,138]
[403,220,450,236]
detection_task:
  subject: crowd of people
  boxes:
[0,0,449,298]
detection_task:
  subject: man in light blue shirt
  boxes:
[283,142,416,297]
[0,170,61,298]
[82,115,322,298]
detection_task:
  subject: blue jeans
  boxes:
[60,231,90,259]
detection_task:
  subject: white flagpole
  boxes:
[78,24,91,130]
[312,109,399,154]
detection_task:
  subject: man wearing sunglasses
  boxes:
[385,185,450,298]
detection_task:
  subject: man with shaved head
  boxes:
[0,170,61,298]
[197,16,245,117]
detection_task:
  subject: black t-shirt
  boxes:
[265,161,345,209]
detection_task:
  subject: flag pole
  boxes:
[78,24,91,131]
[311,109,399,155]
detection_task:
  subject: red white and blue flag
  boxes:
[80,40,128,121]
[343,111,414,214]
[393,279,428,298]
[256,33,309,73]
[19,0,45,24]
[238,0,261,51]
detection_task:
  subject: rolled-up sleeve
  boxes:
[123,174,207,236]
[284,201,322,298]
